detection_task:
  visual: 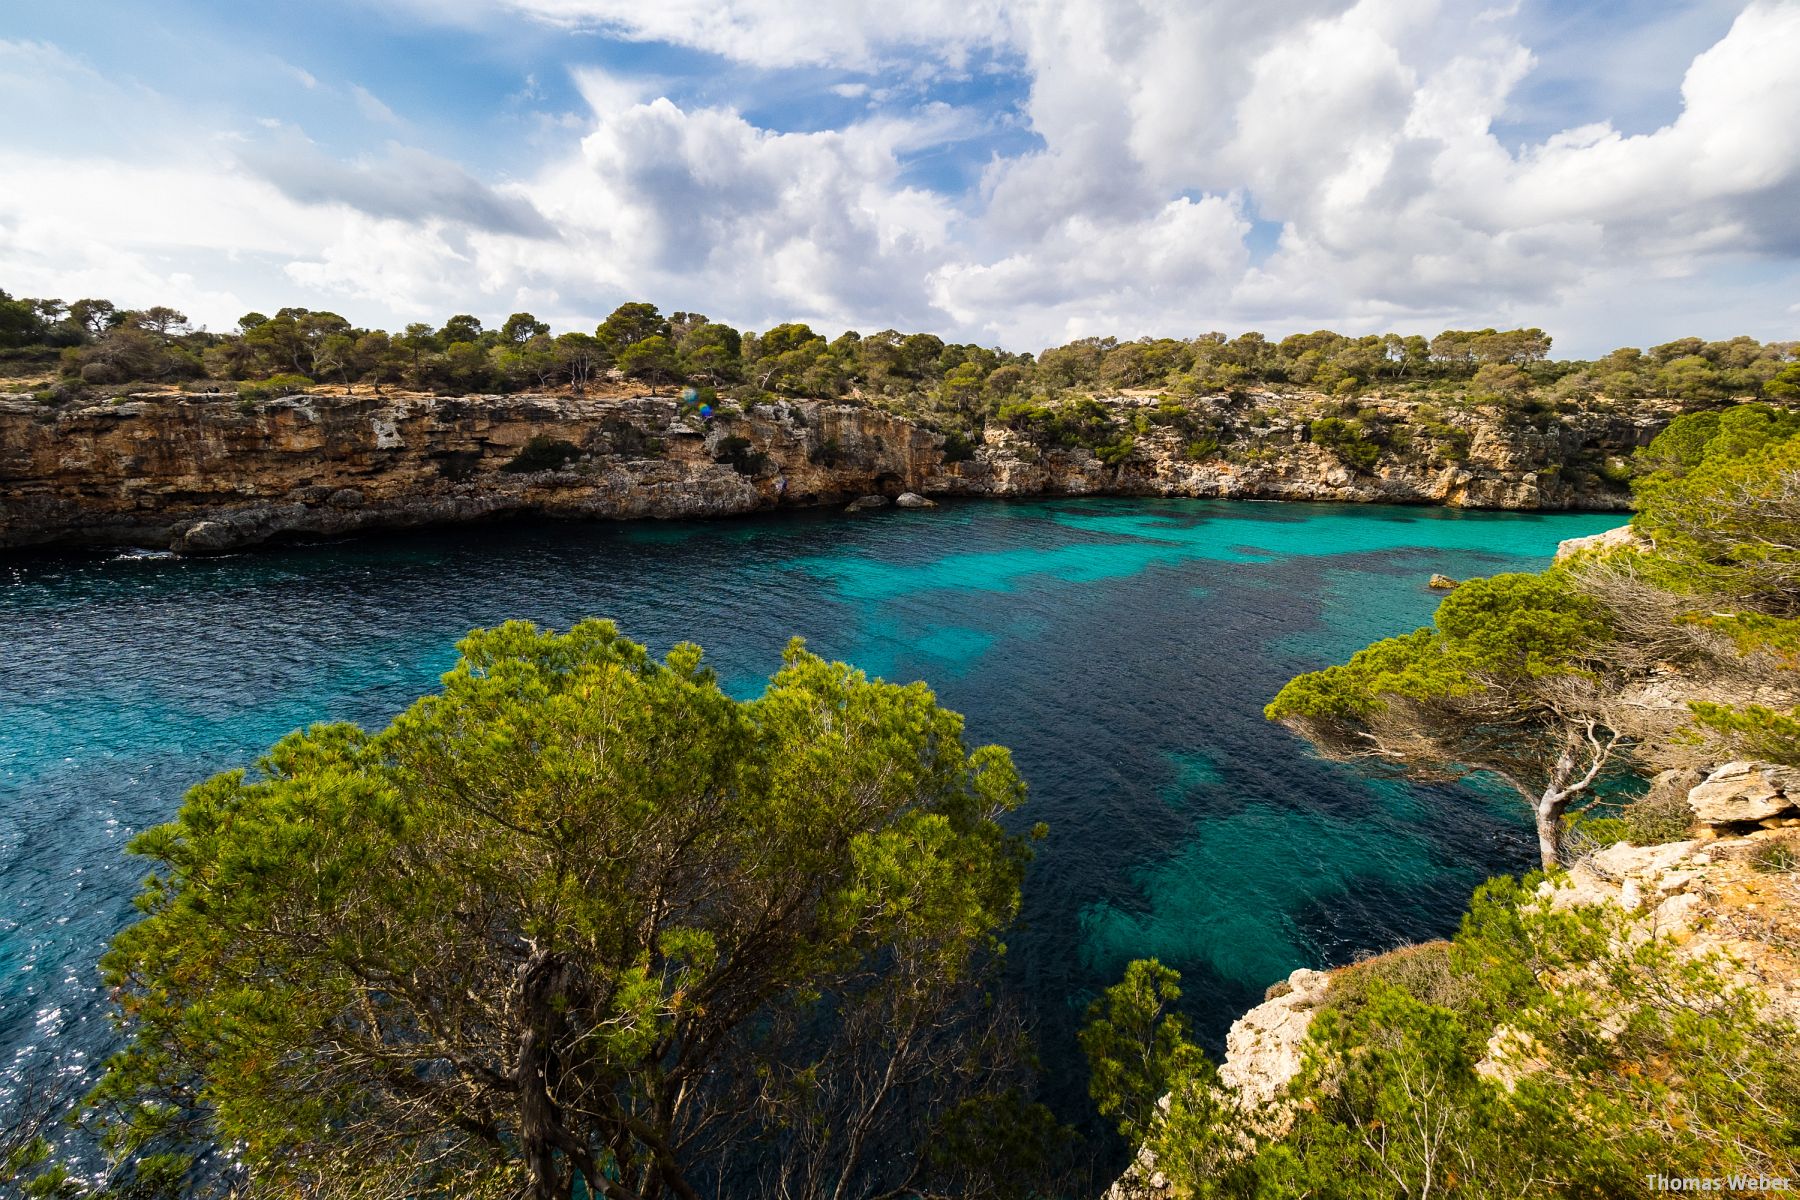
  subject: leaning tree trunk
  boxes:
[1534,787,1569,870]
[1532,722,1621,871]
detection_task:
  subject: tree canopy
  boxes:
[88,621,1043,1200]
[1631,405,1800,614]
[1266,399,1800,867]
[9,281,1796,443]
[1265,573,1626,868]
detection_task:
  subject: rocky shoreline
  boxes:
[1106,760,1800,1199]
[0,389,1665,553]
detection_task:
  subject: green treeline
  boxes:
[5,289,1798,431]
[1073,402,1800,1196]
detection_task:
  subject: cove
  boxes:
[0,497,1623,1129]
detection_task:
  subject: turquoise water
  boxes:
[0,497,1620,1134]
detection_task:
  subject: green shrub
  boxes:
[940,430,978,464]
[1309,415,1381,472]
[1565,814,1631,855]
[1184,437,1219,461]
[502,435,582,473]
[237,373,314,405]
[1122,875,1800,1200]
[1622,787,1697,844]
[1597,456,1635,486]
[1094,435,1135,467]
[713,434,769,476]
[1317,941,1467,1025]
[1749,837,1798,874]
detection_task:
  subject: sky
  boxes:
[2,0,1797,357]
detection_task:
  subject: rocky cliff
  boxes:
[1104,759,1800,1199]
[0,388,1668,553]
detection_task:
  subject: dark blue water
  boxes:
[0,497,1620,1146]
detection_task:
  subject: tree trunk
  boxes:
[1534,788,1567,871]
[518,950,575,1200]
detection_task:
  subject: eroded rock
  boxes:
[1554,523,1642,562]
[1687,761,1800,826]
[0,388,1668,553]
[1218,967,1332,1108]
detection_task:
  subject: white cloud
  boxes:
[514,89,962,327]
[481,0,1018,70]
[235,130,556,236]
[5,4,1800,353]
[350,84,403,126]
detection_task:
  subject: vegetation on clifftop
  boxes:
[5,287,1797,469]
[1088,876,1800,1198]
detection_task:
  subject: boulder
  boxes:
[1428,573,1459,590]
[1218,967,1332,1107]
[1686,761,1800,826]
[894,491,936,508]
[171,520,238,554]
[844,494,890,512]
[1554,523,1640,562]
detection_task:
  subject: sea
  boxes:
[0,496,1622,1164]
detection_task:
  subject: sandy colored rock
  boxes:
[1218,967,1332,1107]
[1686,761,1800,826]
[0,387,1673,552]
[1554,523,1642,562]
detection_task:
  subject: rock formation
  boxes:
[0,387,1670,553]
[1104,761,1800,1199]
[1554,522,1644,561]
[1217,968,1333,1109]
[1686,761,1800,828]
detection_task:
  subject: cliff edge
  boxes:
[0,388,1665,552]
[1105,759,1800,1199]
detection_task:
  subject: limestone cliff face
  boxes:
[0,388,1663,552]
[0,393,938,552]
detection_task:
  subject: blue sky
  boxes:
[2,0,1796,355]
